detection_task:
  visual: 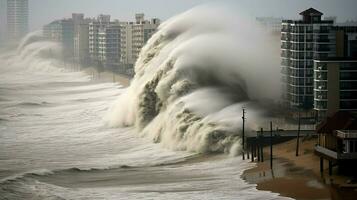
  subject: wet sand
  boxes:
[242,138,357,200]
[242,138,331,200]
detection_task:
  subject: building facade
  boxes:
[256,17,283,33]
[43,19,75,56]
[313,25,357,121]
[281,8,336,109]
[72,14,91,66]
[6,0,28,43]
[314,59,357,121]
[0,0,7,46]
[120,14,160,74]
[89,15,121,67]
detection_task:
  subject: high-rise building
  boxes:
[71,13,91,66]
[281,8,336,109]
[314,26,357,121]
[6,0,29,43]
[256,17,284,33]
[0,0,7,46]
[314,58,357,121]
[43,19,75,55]
[89,15,121,68]
[120,14,160,73]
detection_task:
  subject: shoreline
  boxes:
[242,138,357,200]
[81,66,131,87]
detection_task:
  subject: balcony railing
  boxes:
[315,38,330,43]
[313,29,330,34]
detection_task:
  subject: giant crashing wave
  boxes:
[105,5,281,155]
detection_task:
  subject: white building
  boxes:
[281,8,336,109]
[6,0,29,44]
[89,15,120,68]
[120,13,160,69]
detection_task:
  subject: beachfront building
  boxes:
[314,59,357,121]
[120,14,160,75]
[281,8,336,109]
[314,26,357,121]
[0,0,7,46]
[6,0,29,44]
[256,17,283,34]
[73,14,91,66]
[43,18,75,56]
[88,15,121,69]
[89,15,111,65]
[315,112,357,175]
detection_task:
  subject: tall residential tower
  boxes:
[281,8,336,109]
[6,0,29,43]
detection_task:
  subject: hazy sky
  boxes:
[29,0,357,31]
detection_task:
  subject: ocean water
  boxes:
[0,4,295,199]
[0,50,291,200]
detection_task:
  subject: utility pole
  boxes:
[270,121,273,170]
[242,108,246,160]
[260,128,264,162]
[296,108,301,157]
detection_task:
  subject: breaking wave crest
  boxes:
[105,5,280,155]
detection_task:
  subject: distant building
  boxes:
[324,16,337,24]
[89,15,121,68]
[43,18,75,56]
[6,0,29,44]
[281,8,336,109]
[120,14,160,74]
[0,0,7,46]
[337,20,357,27]
[72,14,91,66]
[43,13,159,75]
[256,17,283,33]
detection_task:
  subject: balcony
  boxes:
[281,34,291,41]
[281,27,291,32]
[281,51,291,58]
[281,43,291,49]
[313,29,330,34]
[314,47,330,52]
[315,38,330,43]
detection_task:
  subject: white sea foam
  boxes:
[105,4,280,155]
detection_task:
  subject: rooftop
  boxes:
[299,8,323,16]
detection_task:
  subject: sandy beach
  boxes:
[242,138,357,200]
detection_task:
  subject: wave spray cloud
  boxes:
[105,5,281,155]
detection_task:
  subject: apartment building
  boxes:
[0,0,7,46]
[256,17,284,33]
[6,0,28,43]
[88,15,121,68]
[43,19,75,55]
[120,13,160,73]
[281,8,336,109]
[72,14,91,66]
[314,26,357,121]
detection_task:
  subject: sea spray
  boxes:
[105,5,280,154]
[7,31,65,73]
